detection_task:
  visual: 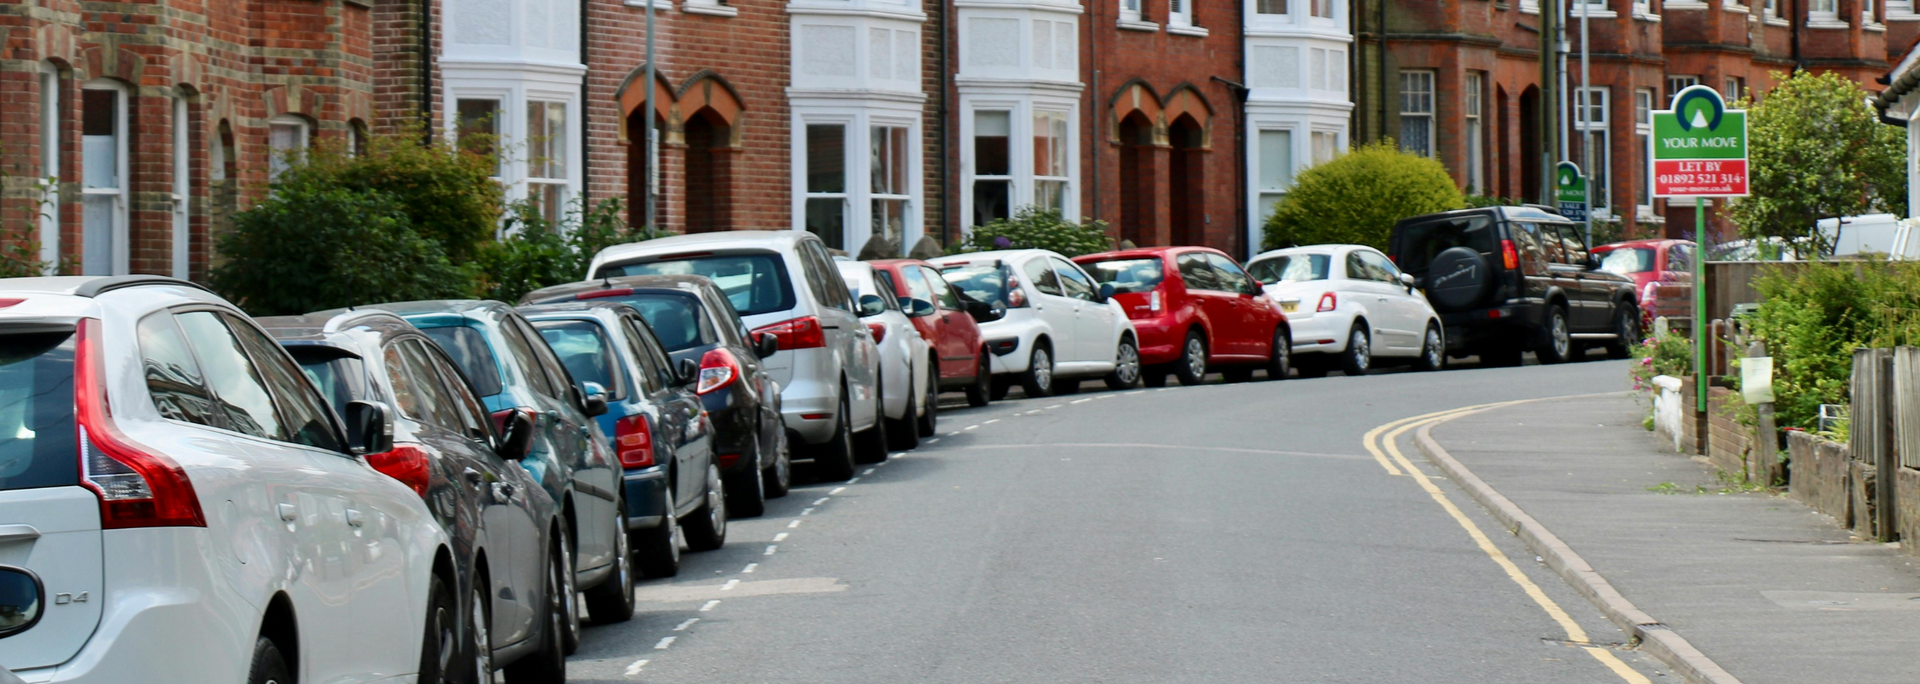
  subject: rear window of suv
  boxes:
[0,329,78,491]
[418,325,506,398]
[1394,215,1497,274]
[1080,258,1164,294]
[602,253,797,317]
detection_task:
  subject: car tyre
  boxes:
[855,380,891,464]
[247,636,292,684]
[762,431,792,498]
[633,492,681,579]
[469,586,493,684]
[918,365,939,436]
[1105,335,1142,390]
[1536,306,1573,365]
[887,371,920,450]
[417,573,457,684]
[503,538,568,684]
[964,351,992,407]
[682,464,728,552]
[813,391,858,481]
[1416,323,1445,372]
[555,520,579,656]
[727,437,767,518]
[1263,329,1291,381]
[583,505,635,624]
[1605,305,1640,359]
[1020,342,1056,397]
[1339,324,1372,376]
[1173,331,1208,386]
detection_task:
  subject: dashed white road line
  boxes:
[699,600,720,612]
[654,636,677,650]
[1155,387,1176,392]
[624,659,649,676]
[829,487,846,495]
[1045,404,1064,409]
[1096,395,1113,400]
[964,425,979,430]
[742,563,758,573]
[721,579,740,591]
[862,468,876,475]
[983,419,1000,425]
[773,532,789,542]
[764,545,779,556]
[926,438,940,444]
[945,431,962,436]
[813,497,831,505]
[672,618,700,631]
[1071,398,1093,404]
[788,519,802,528]
[801,507,816,515]
[847,477,860,484]
[1026,410,1043,415]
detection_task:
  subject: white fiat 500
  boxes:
[1245,245,1445,376]
[0,276,453,684]
[929,249,1140,398]
[836,260,934,450]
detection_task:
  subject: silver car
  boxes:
[587,232,885,480]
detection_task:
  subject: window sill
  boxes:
[1633,11,1661,22]
[624,0,674,7]
[1866,21,1887,31]
[1166,23,1209,36]
[682,3,738,16]
[1117,18,1160,31]
[1662,0,1707,8]
[1723,3,1749,13]
[1806,17,1847,28]
[1764,16,1789,26]
[1519,5,1540,14]
[1570,7,1617,17]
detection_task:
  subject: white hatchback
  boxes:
[836,260,935,450]
[0,276,452,684]
[929,249,1140,398]
[1246,245,1446,376]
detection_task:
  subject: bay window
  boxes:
[1033,111,1069,212]
[38,66,60,269]
[527,101,570,225]
[456,98,502,174]
[1257,129,1293,223]
[805,123,849,248]
[973,110,1012,227]
[1311,0,1332,17]
[268,114,310,181]
[81,81,127,275]
[871,125,910,251]
[1398,70,1435,158]
[1665,75,1698,104]
[1255,0,1285,14]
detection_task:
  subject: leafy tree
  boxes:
[477,196,673,302]
[210,186,473,316]
[273,124,503,261]
[954,207,1114,257]
[1726,70,1907,257]
[1262,141,1463,251]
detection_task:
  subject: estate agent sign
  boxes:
[1651,85,1749,198]
[1555,161,1588,222]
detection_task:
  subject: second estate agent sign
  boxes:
[1651,85,1749,198]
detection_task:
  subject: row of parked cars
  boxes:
[0,204,1649,684]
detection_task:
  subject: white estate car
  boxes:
[587,232,885,479]
[836,260,935,449]
[930,250,1140,398]
[0,276,452,684]
[1245,245,1445,376]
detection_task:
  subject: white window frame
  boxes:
[966,106,1016,230]
[1465,72,1485,195]
[454,95,506,179]
[1309,0,1333,18]
[1168,0,1194,27]
[267,113,310,181]
[1635,88,1654,214]
[1866,0,1882,24]
[1633,0,1654,17]
[1121,0,1143,23]
[1665,75,1698,105]
[1810,0,1839,23]
[38,65,60,271]
[1721,77,1744,102]
[957,98,1078,234]
[1520,0,1540,14]
[1255,127,1295,227]
[682,0,739,17]
[526,99,571,226]
[1251,0,1287,17]
[1890,0,1915,19]
[1399,70,1435,158]
[172,95,191,280]
[1032,109,1071,213]
[870,122,913,256]
[1574,87,1609,211]
[799,117,852,250]
[792,111,924,255]
[80,79,129,276]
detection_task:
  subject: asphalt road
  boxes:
[561,354,1673,683]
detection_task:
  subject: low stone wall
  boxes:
[1707,387,1752,476]
[1899,468,1920,556]
[1787,431,1851,525]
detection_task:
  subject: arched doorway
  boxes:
[1519,86,1541,204]
[683,109,732,233]
[1117,111,1158,247]
[1167,113,1205,246]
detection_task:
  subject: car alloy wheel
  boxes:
[706,465,727,540]
[1539,307,1572,364]
[1106,337,1141,390]
[1185,337,1206,379]
[1420,325,1444,372]
[557,526,579,655]
[1264,329,1291,381]
[1021,345,1054,397]
[470,587,492,683]
[1341,326,1371,375]
[584,505,635,623]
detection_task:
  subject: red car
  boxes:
[1591,238,1694,318]
[866,259,997,407]
[1073,246,1291,386]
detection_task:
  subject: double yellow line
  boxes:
[1364,404,1653,684]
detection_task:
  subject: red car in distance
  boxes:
[866,259,998,407]
[1591,238,1694,320]
[1073,246,1291,386]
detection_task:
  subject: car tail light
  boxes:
[1149,290,1163,313]
[697,348,741,395]
[866,322,888,343]
[753,316,826,350]
[614,415,655,468]
[717,453,743,469]
[1006,274,1028,308]
[576,288,635,301]
[1501,239,1520,270]
[1316,292,1337,313]
[73,318,207,529]
[366,445,433,497]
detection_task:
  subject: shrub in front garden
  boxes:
[273,126,504,262]
[1262,140,1463,252]
[478,196,671,302]
[1749,262,1920,430]
[955,207,1113,257]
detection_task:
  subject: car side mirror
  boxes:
[0,565,43,638]
[755,332,779,358]
[677,357,700,387]
[856,293,888,317]
[1097,283,1116,303]
[1398,272,1418,289]
[344,400,394,456]
[580,381,609,418]
[1587,253,1602,270]
[494,408,536,460]
[908,298,936,318]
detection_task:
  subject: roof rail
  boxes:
[74,275,216,298]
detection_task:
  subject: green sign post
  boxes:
[1650,85,1748,413]
[1555,162,1588,223]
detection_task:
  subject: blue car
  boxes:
[520,301,724,578]
[375,300,626,654]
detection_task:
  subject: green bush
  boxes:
[1748,262,1920,430]
[1629,328,1693,392]
[209,186,473,316]
[1727,71,1907,256]
[273,126,503,262]
[1262,141,1464,251]
[0,176,67,277]
[954,207,1113,257]
[478,197,672,302]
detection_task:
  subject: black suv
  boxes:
[1387,206,1641,366]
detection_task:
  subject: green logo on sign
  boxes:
[1555,162,1586,204]
[1653,86,1747,161]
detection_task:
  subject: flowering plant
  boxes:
[1628,330,1692,392]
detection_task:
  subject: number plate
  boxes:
[1280,301,1298,313]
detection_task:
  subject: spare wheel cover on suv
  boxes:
[1424,246,1491,313]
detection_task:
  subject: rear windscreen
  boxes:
[940,263,1011,307]
[617,294,716,352]
[532,320,624,400]
[1080,258,1164,294]
[1394,216,1497,274]
[289,352,367,414]
[601,253,796,317]
[1599,248,1656,276]
[0,330,78,491]
[418,325,506,398]
[1247,254,1331,284]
